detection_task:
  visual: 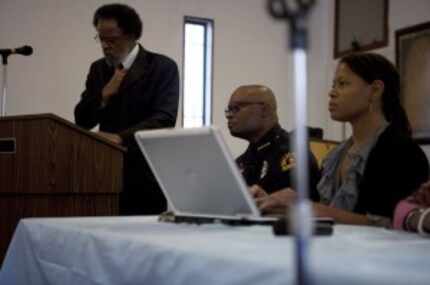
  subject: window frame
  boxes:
[181,16,214,127]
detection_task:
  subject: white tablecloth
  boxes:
[1,216,429,285]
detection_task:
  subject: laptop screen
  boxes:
[135,127,261,218]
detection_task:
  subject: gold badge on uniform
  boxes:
[280,152,296,172]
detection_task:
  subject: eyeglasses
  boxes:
[94,34,125,45]
[224,102,264,116]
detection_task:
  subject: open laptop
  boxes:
[135,126,334,231]
[135,126,276,224]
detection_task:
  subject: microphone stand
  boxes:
[1,54,8,116]
[0,46,33,116]
[268,1,316,284]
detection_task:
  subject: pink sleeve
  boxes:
[393,199,419,230]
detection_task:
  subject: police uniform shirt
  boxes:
[236,124,320,201]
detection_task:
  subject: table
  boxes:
[1,216,429,285]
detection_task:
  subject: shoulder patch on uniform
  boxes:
[280,152,296,172]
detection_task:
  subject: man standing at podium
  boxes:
[74,4,179,215]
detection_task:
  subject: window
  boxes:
[182,17,214,127]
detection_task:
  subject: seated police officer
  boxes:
[225,85,320,201]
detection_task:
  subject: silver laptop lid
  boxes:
[135,126,261,218]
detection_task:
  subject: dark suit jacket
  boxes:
[74,45,179,214]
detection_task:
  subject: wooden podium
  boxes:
[0,114,125,263]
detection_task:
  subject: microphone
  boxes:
[0,45,33,56]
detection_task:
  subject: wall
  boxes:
[0,0,429,156]
[322,0,430,140]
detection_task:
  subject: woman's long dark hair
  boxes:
[340,53,412,137]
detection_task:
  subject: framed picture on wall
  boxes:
[334,0,388,58]
[396,21,430,141]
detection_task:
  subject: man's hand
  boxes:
[96,131,122,145]
[101,67,127,105]
[255,188,297,215]
[413,180,430,207]
[249,184,268,199]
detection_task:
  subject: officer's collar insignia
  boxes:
[260,160,269,179]
[280,152,296,172]
[257,142,271,151]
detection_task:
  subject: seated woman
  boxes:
[253,53,429,226]
[393,180,430,235]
